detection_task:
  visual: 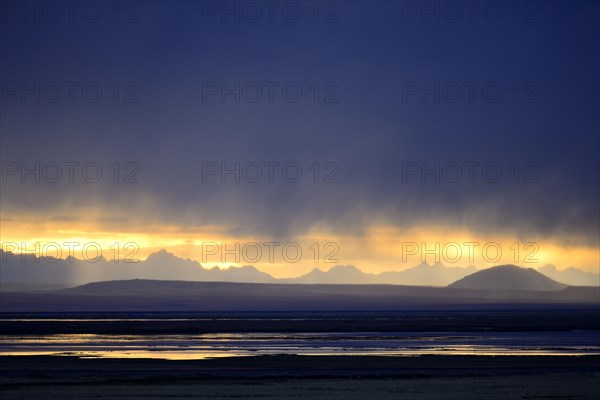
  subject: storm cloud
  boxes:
[1,1,598,248]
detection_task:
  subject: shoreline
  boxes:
[3,354,600,399]
[2,354,600,380]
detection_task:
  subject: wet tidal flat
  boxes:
[1,311,599,399]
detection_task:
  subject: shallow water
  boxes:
[2,330,599,359]
[2,311,599,360]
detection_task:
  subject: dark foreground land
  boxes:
[2,309,600,334]
[2,310,599,398]
[1,355,599,399]
[2,280,598,312]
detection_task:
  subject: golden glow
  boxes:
[1,216,598,278]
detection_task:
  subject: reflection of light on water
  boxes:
[78,351,250,360]
[2,332,599,360]
[2,349,598,360]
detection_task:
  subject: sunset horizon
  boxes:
[1,1,599,399]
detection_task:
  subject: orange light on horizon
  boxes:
[1,217,598,277]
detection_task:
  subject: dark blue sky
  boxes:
[1,1,598,269]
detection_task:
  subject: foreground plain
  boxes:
[1,355,599,400]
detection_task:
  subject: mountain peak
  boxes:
[328,265,363,273]
[448,265,568,291]
[411,261,446,270]
[146,249,176,260]
[539,264,558,272]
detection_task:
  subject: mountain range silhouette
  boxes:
[1,249,598,291]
